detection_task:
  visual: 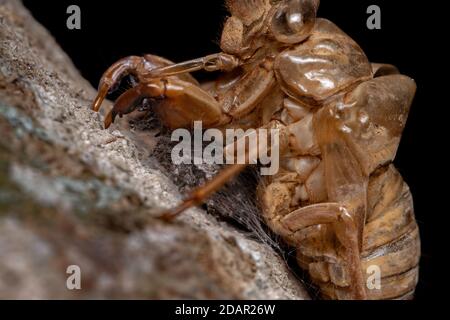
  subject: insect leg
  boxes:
[159,121,289,221]
[92,56,147,112]
[159,163,248,221]
[103,81,166,128]
[141,53,240,79]
[282,203,367,299]
[105,77,228,129]
[92,54,201,114]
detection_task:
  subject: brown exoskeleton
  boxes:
[92,0,420,300]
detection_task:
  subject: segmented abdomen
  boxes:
[298,164,420,300]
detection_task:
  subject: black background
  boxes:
[22,0,442,301]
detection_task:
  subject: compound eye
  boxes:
[270,0,319,44]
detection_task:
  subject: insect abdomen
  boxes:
[361,165,420,299]
[305,165,420,300]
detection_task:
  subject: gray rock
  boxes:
[0,0,309,299]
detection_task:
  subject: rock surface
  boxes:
[0,0,309,299]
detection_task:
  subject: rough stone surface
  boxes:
[0,0,309,299]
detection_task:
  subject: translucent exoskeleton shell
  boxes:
[92,0,419,300]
